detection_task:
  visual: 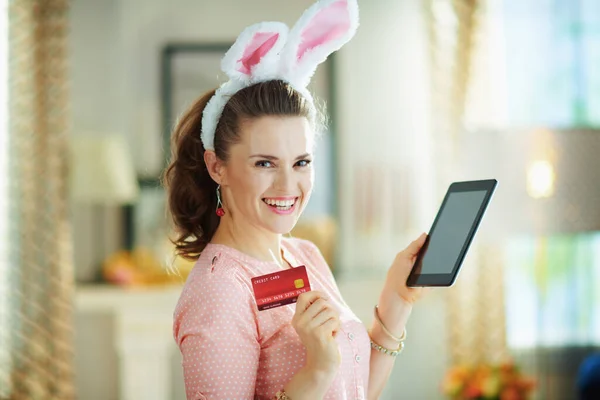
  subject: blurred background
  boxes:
[1,0,599,399]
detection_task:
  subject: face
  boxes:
[220,116,314,234]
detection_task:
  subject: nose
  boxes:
[273,166,296,193]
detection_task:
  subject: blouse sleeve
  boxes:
[173,268,260,400]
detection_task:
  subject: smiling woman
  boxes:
[164,2,386,398]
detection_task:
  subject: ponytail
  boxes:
[163,90,219,260]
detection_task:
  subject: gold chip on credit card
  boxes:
[294,279,304,289]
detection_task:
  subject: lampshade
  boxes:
[460,128,600,236]
[69,134,139,205]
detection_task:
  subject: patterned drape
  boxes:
[424,0,509,366]
[3,0,75,398]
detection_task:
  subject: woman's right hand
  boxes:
[292,291,342,376]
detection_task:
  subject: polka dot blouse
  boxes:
[173,237,370,400]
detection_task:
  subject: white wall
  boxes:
[336,0,436,276]
[71,0,446,398]
[335,1,446,398]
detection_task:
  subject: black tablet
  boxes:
[406,179,497,287]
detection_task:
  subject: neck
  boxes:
[210,214,287,267]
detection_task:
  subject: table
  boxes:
[75,284,183,400]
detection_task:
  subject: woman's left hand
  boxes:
[383,233,430,305]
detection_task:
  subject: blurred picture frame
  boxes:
[123,42,339,257]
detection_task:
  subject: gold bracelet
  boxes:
[374,305,407,342]
[275,389,291,400]
[368,329,405,357]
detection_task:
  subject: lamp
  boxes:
[70,134,139,204]
[69,134,139,282]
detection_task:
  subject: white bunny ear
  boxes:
[281,0,359,87]
[221,22,289,82]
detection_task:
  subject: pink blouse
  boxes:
[173,237,371,400]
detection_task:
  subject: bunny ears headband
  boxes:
[200,0,359,151]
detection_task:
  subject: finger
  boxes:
[308,308,337,330]
[308,298,339,319]
[319,317,340,336]
[303,298,331,321]
[405,232,428,258]
[331,317,341,335]
[313,301,340,321]
[297,291,327,311]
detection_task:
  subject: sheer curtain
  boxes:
[2,1,75,398]
[0,0,10,396]
[424,0,511,366]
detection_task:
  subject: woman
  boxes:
[167,1,428,399]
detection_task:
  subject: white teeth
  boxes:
[263,198,296,207]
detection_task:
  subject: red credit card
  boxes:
[251,265,311,311]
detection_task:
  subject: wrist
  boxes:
[300,364,337,383]
[377,287,413,335]
[380,283,413,307]
[283,366,336,400]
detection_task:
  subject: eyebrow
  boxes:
[249,153,311,161]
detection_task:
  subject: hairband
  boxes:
[200,0,359,151]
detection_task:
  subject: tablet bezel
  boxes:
[406,179,498,287]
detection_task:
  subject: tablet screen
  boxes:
[420,190,487,274]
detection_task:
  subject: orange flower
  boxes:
[443,361,535,400]
[442,365,471,396]
[499,360,516,373]
[464,383,483,399]
[500,386,521,400]
[517,377,536,391]
[481,374,501,397]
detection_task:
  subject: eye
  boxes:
[255,160,273,168]
[296,159,312,168]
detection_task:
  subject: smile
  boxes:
[262,197,299,214]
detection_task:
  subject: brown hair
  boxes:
[162,80,322,261]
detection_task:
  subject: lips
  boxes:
[262,197,298,208]
[262,197,299,214]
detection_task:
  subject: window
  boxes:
[464,0,600,350]
[504,233,600,348]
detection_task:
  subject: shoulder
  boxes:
[173,247,259,344]
[174,245,256,320]
[182,248,239,288]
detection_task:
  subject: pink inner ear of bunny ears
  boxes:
[237,32,280,74]
[297,0,350,61]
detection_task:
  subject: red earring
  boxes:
[216,184,225,217]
